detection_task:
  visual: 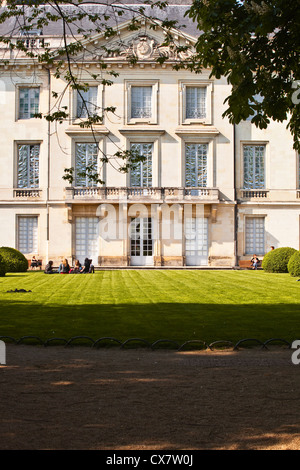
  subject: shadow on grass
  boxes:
[0,298,299,346]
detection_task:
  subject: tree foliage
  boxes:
[186,0,300,149]
[0,0,298,176]
[0,0,174,182]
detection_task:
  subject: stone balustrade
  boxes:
[65,186,220,202]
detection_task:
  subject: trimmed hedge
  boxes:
[262,247,297,273]
[0,247,28,273]
[0,253,7,277]
[288,251,300,277]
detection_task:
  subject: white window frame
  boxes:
[75,216,99,265]
[185,216,209,266]
[74,142,100,187]
[18,86,40,120]
[130,142,153,188]
[17,215,38,255]
[15,142,41,189]
[181,136,214,188]
[72,84,103,122]
[243,143,266,190]
[125,134,160,187]
[15,84,41,121]
[185,142,209,188]
[71,137,104,186]
[244,216,265,255]
[180,81,213,125]
[125,80,159,125]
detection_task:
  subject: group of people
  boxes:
[44,258,95,274]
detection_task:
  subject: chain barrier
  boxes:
[0,335,294,351]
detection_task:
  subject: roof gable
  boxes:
[61,17,196,63]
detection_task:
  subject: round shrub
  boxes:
[0,253,7,277]
[0,247,28,273]
[262,247,297,273]
[288,251,300,277]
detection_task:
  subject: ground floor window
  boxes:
[17,216,38,254]
[75,217,99,264]
[185,217,208,266]
[245,217,265,255]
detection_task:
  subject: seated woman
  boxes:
[73,259,82,274]
[30,256,39,270]
[60,258,71,274]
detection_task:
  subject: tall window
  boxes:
[18,216,38,254]
[186,87,206,120]
[185,217,208,266]
[131,86,152,119]
[75,217,98,264]
[19,87,39,119]
[185,143,208,187]
[245,217,265,255]
[76,87,98,118]
[243,145,265,189]
[130,143,153,187]
[17,144,40,188]
[75,143,98,187]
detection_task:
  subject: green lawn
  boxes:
[0,270,299,346]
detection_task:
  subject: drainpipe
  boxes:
[46,67,51,263]
[233,122,238,268]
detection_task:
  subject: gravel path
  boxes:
[0,345,299,450]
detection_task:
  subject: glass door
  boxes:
[130,217,154,266]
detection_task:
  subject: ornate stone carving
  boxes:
[102,34,193,61]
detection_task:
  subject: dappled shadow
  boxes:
[0,345,299,450]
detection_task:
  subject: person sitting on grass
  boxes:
[80,258,94,274]
[70,259,81,274]
[44,260,57,274]
[60,258,71,274]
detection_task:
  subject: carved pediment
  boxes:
[99,33,194,61]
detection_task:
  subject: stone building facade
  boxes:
[0,5,298,268]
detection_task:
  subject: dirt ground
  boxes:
[0,344,300,450]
